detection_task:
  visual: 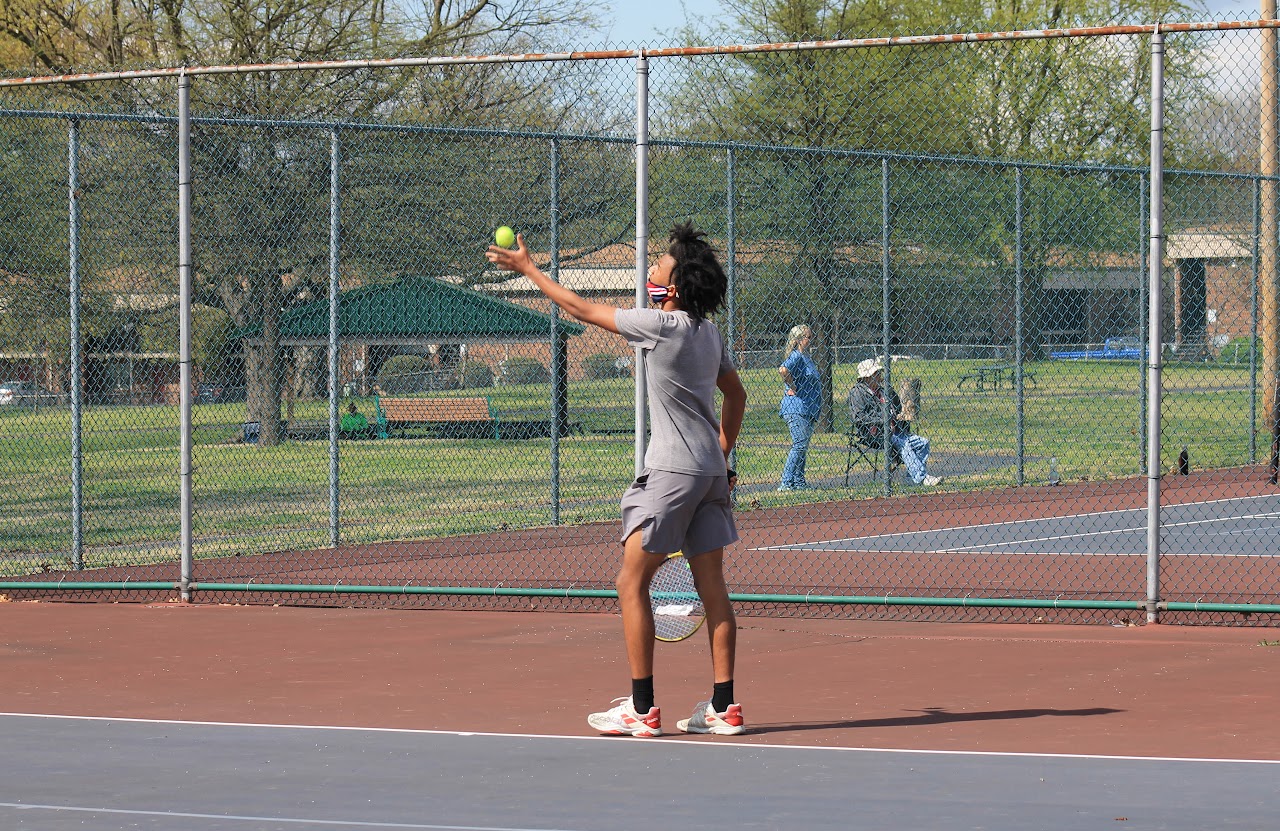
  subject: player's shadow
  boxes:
[750,706,1123,735]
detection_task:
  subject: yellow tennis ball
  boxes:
[495,226,515,248]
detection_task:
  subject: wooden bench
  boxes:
[374,396,499,439]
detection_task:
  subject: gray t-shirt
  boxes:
[615,307,736,476]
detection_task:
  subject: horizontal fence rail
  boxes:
[1,19,1276,86]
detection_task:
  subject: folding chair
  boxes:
[844,422,905,486]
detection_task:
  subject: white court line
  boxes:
[747,496,1280,553]
[747,491,1280,550]
[802,549,1280,558]
[0,803,563,831]
[753,505,1145,550]
[935,511,1280,554]
[3,712,1278,766]
[1220,522,1280,537]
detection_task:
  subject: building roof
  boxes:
[1043,267,1142,290]
[237,276,584,345]
[1165,230,1252,261]
[476,267,638,294]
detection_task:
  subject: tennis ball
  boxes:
[495,226,516,248]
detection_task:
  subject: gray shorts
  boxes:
[620,468,739,557]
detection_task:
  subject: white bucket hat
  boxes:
[856,358,885,379]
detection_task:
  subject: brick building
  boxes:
[1164,229,1254,358]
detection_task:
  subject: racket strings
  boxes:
[651,556,704,642]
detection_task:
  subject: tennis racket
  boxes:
[651,552,705,642]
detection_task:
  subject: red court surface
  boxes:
[11,468,1277,623]
[3,600,1278,761]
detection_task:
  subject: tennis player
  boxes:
[486,223,747,737]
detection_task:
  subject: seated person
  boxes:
[340,402,370,438]
[848,358,942,487]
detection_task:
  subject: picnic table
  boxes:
[956,363,1037,392]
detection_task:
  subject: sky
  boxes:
[595,2,1266,98]
[603,0,719,43]
[601,1,1262,44]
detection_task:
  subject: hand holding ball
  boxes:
[486,226,525,274]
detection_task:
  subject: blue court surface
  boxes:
[3,713,1276,830]
[757,494,1280,557]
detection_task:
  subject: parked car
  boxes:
[0,379,56,404]
[0,380,26,404]
[196,383,246,404]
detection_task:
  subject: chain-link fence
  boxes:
[2,17,1278,624]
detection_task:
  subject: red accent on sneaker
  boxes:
[588,697,663,736]
[612,707,660,736]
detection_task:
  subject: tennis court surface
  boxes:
[12,468,1276,627]
[3,601,1278,829]
[760,493,1280,557]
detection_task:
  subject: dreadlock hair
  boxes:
[667,222,727,322]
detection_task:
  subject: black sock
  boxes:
[632,676,655,713]
[712,681,734,713]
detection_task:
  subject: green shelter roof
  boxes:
[237,277,585,344]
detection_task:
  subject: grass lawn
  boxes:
[0,357,1263,574]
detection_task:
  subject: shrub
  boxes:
[583,352,631,380]
[499,356,549,385]
[191,307,244,384]
[377,354,433,393]
[1216,337,1261,365]
[460,361,494,388]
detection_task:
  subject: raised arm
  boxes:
[486,233,620,333]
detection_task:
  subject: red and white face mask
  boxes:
[646,280,674,305]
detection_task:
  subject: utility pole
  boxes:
[1262,2,1280,483]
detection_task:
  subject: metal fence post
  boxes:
[329,127,341,548]
[880,157,893,496]
[67,117,83,571]
[726,146,737,478]
[178,72,194,600]
[550,137,563,524]
[1251,175,1261,463]
[1014,166,1025,487]
[1145,30,1166,623]
[634,52,649,478]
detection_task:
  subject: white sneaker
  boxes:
[676,700,746,735]
[586,696,662,737]
[922,474,943,487]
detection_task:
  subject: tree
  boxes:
[1,0,175,72]
[664,0,981,430]
[4,0,602,445]
[662,0,1210,427]
[956,1,1203,353]
[0,113,70,390]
